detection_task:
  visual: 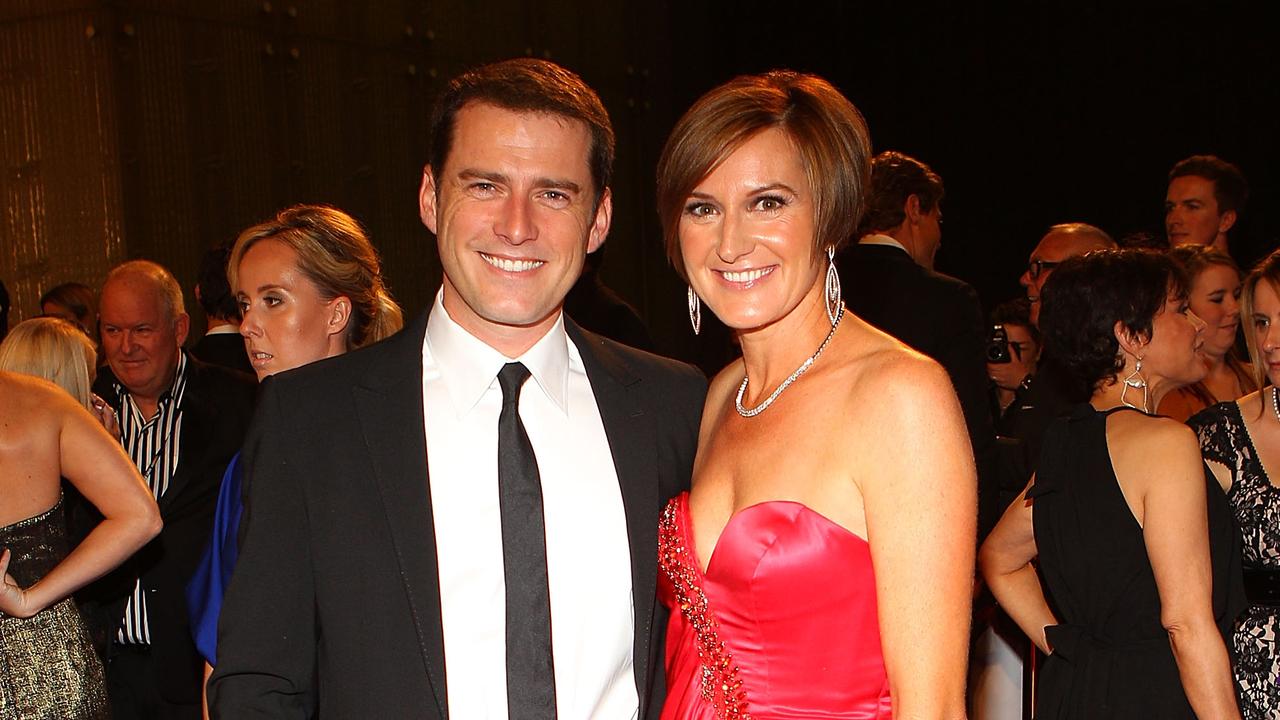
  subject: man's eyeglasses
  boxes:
[1026,259,1061,280]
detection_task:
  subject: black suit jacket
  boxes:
[190,330,255,377]
[84,355,256,703]
[210,312,707,719]
[840,243,1000,536]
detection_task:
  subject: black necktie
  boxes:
[496,362,557,718]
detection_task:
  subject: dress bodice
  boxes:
[1190,401,1280,569]
[657,492,891,720]
[0,495,110,720]
[0,496,68,587]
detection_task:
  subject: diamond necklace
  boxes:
[1272,386,1280,425]
[735,305,845,418]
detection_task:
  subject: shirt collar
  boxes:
[424,289,570,417]
[859,233,910,255]
[112,350,190,407]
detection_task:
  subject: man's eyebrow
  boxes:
[534,177,582,194]
[456,169,510,185]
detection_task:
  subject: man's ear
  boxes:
[587,187,613,254]
[419,167,439,234]
[904,194,923,225]
[175,312,191,347]
[1218,208,1238,235]
[328,296,353,337]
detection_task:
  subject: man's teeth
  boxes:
[483,254,544,272]
[252,352,271,359]
[721,268,772,283]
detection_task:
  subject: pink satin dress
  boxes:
[657,492,892,719]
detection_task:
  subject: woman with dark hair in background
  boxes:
[185,205,403,710]
[1160,244,1255,421]
[0,319,161,720]
[40,282,97,336]
[653,70,974,719]
[981,249,1243,719]
[1188,248,1280,719]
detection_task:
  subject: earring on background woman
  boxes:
[687,286,702,335]
[825,246,842,326]
[1121,355,1149,412]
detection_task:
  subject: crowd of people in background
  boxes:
[0,55,1274,720]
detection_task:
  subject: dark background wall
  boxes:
[2,0,1277,368]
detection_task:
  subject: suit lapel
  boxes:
[567,322,660,716]
[159,358,207,514]
[353,314,448,717]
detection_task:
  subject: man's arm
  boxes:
[209,380,317,718]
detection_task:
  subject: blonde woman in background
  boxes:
[1160,245,1255,421]
[185,204,403,715]
[0,318,161,719]
[1189,248,1280,719]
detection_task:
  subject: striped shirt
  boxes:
[115,352,189,645]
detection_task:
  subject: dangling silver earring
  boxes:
[687,286,701,336]
[1120,355,1149,412]
[824,246,842,326]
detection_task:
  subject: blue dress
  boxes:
[185,453,243,665]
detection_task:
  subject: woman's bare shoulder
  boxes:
[0,371,76,416]
[836,326,952,404]
[1110,411,1203,477]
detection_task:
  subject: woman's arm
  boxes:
[0,390,161,618]
[1133,420,1241,720]
[978,481,1057,653]
[859,356,975,719]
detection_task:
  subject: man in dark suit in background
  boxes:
[211,58,706,719]
[189,244,254,376]
[85,260,255,718]
[839,151,998,537]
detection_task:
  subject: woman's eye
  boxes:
[753,195,786,211]
[684,202,715,218]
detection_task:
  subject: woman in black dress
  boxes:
[980,249,1245,719]
[1189,248,1280,719]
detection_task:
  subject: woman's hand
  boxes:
[0,548,38,619]
[90,394,120,439]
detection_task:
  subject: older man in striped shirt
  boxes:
[83,260,255,719]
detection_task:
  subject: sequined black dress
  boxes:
[0,497,109,719]
[1191,401,1280,720]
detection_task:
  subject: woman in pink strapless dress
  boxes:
[652,72,977,719]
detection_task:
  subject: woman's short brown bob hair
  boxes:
[656,70,872,282]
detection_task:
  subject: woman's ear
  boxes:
[1113,319,1149,358]
[328,296,352,338]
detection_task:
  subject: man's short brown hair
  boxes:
[428,58,614,206]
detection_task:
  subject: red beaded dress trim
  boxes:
[658,497,752,720]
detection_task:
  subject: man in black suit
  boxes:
[839,151,998,536]
[189,244,254,376]
[211,59,706,719]
[85,260,255,718]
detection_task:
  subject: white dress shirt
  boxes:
[859,232,910,254]
[421,291,638,719]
